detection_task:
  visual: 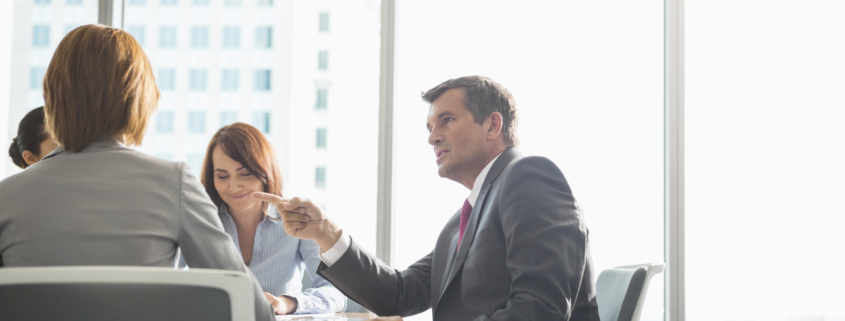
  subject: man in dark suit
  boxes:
[256,76,599,320]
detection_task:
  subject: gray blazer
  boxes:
[318,148,600,321]
[0,136,273,321]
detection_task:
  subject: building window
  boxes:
[319,12,329,32]
[223,26,240,48]
[158,69,176,91]
[191,26,209,48]
[188,111,206,133]
[32,26,49,47]
[256,0,273,5]
[221,69,239,91]
[224,0,240,5]
[160,26,177,48]
[315,167,326,188]
[157,111,174,133]
[128,0,146,4]
[127,26,145,46]
[255,27,272,49]
[254,69,270,91]
[30,68,46,89]
[161,0,177,5]
[220,111,238,127]
[315,88,328,109]
[155,153,173,160]
[66,0,82,5]
[193,0,209,5]
[252,112,270,133]
[190,69,207,91]
[316,128,327,148]
[318,51,328,70]
[34,0,50,4]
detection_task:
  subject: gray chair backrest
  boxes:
[0,266,255,321]
[596,263,665,321]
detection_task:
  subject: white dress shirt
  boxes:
[321,153,502,266]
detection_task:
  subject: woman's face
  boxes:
[212,146,265,214]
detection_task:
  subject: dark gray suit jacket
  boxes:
[0,136,274,321]
[318,148,599,320]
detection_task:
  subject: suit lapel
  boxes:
[434,148,522,307]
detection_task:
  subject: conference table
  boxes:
[276,312,379,320]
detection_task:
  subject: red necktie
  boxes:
[457,198,472,250]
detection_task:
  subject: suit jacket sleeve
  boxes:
[480,157,592,321]
[317,237,433,316]
[175,163,275,321]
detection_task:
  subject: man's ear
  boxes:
[22,150,39,166]
[486,112,503,141]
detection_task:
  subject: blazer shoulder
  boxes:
[502,155,565,180]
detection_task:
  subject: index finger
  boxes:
[251,192,286,205]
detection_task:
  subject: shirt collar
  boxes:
[467,152,502,207]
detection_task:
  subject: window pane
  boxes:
[159,26,176,48]
[314,167,326,188]
[221,69,239,91]
[162,0,177,6]
[256,0,272,6]
[127,26,145,47]
[223,26,240,48]
[254,69,270,91]
[193,0,209,6]
[188,111,206,133]
[394,1,664,320]
[123,0,382,267]
[66,0,82,5]
[315,88,327,109]
[255,26,271,48]
[319,12,329,32]
[32,25,49,47]
[3,0,97,177]
[191,26,208,48]
[156,111,175,133]
[251,112,270,133]
[315,128,326,148]
[686,2,845,321]
[129,0,146,5]
[317,50,328,70]
[190,69,207,91]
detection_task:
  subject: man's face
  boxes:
[426,88,489,183]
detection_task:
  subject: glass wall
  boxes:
[685,1,845,320]
[393,1,664,320]
[120,0,381,255]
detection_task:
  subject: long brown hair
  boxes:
[43,24,159,152]
[201,123,283,215]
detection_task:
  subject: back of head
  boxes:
[422,75,519,147]
[8,107,48,169]
[201,123,283,209]
[43,24,159,153]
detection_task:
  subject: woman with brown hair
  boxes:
[0,24,274,321]
[200,123,345,315]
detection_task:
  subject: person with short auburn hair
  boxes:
[0,24,274,321]
[199,123,345,315]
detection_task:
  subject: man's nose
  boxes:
[428,129,441,146]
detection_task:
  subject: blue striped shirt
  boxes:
[218,205,346,314]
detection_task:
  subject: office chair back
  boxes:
[596,263,665,321]
[0,266,255,321]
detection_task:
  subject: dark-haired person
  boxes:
[199,123,345,315]
[7,106,58,169]
[0,24,274,321]
[258,76,599,321]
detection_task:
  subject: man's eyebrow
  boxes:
[427,111,456,130]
